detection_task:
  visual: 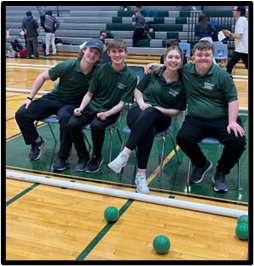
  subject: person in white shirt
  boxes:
[222,6,248,74]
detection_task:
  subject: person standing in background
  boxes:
[222,6,248,74]
[36,6,60,58]
[101,40,112,64]
[132,8,145,47]
[23,11,40,59]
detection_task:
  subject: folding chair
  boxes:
[179,43,191,61]
[82,120,122,164]
[121,117,180,180]
[186,137,242,190]
[214,44,228,70]
[128,65,145,84]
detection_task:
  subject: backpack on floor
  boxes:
[19,48,27,58]
[11,39,23,52]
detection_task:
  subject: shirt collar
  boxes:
[75,59,95,77]
[109,62,127,74]
[190,63,215,77]
[157,66,183,86]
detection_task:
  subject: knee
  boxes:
[230,137,246,153]
[90,120,104,132]
[66,116,79,133]
[15,106,26,122]
[176,131,192,146]
[59,112,74,125]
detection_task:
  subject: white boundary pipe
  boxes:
[6,171,247,218]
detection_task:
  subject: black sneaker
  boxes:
[75,155,91,172]
[190,159,213,183]
[212,172,228,192]
[85,155,103,173]
[52,157,70,171]
[29,137,46,160]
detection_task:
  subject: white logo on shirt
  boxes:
[117,83,127,90]
[168,89,179,97]
[204,82,215,90]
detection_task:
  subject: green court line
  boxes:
[75,199,134,261]
[6,117,15,122]
[6,183,40,207]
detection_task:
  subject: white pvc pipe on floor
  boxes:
[6,171,247,218]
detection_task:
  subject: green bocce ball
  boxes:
[235,223,248,240]
[237,215,248,225]
[104,206,119,223]
[153,235,170,254]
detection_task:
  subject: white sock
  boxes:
[35,136,41,143]
[121,151,129,158]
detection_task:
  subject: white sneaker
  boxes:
[135,173,150,194]
[108,151,129,173]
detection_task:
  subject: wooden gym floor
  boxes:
[5,53,249,261]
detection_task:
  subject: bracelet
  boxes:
[27,97,33,101]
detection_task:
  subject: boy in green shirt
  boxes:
[15,38,103,171]
[67,37,137,173]
[177,41,246,192]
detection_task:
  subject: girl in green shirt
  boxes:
[108,46,186,194]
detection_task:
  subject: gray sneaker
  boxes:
[29,137,46,160]
[212,172,228,192]
[75,155,91,172]
[190,160,213,183]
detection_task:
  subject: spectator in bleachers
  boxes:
[36,6,60,58]
[160,39,187,65]
[222,6,248,74]
[23,11,40,59]
[195,13,218,43]
[101,40,112,64]
[21,13,28,48]
[15,38,103,170]
[132,8,145,47]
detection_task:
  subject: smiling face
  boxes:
[83,47,101,65]
[107,47,128,66]
[164,49,182,71]
[194,48,214,74]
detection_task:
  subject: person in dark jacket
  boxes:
[21,14,28,48]
[36,6,60,57]
[101,40,112,64]
[195,13,218,43]
[23,11,40,59]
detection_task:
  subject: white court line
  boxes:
[6,63,55,68]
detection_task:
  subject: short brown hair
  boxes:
[108,37,127,51]
[165,39,179,48]
[192,40,214,55]
[134,8,141,13]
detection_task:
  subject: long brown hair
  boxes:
[196,13,213,33]
[152,46,183,75]
[77,46,102,67]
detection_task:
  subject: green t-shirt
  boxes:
[180,63,238,120]
[134,66,186,110]
[88,62,137,118]
[48,59,95,106]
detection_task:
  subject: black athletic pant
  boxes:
[132,28,144,47]
[67,106,116,158]
[15,95,77,160]
[125,106,171,169]
[176,115,246,175]
[226,51,248,74]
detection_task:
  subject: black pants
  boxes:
[15,95,77,160]
[226,51,248,74]
[67,106,116,158]
[176,115,246,175]
[132,28,144,47]
[126,106,171,169]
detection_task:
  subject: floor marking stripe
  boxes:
[147,146,180,185]
[75,199,134,260]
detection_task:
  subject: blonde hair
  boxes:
[77,46,102,66]
[152,46,183,75]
